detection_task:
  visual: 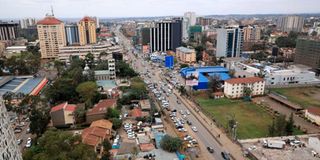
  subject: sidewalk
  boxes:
[174,91,245,160]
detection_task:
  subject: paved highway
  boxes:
[113,25,232,160]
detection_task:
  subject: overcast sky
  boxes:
[1,0,320,19]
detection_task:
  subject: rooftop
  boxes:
[86,99,116,116]
[130,108,143,117]
[90,119,113,130]
[37,16,62,25]
[139,99,151,110]
[94,70,111,75]
[176,46,195,53]
[80,16,95,22]
[307,107,320,116]
[50,102,77,113]
[225,77,264,84]
[82,126,109,146]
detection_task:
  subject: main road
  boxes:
[113,25,242,160]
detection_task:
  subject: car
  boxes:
[26,128,30,133]
[221,152,231,160]
[207,147,214,153]
[191,126,198,132]
[184,135,192,141]
[25,142,31,148]
[187,121,192,125]
[27,137,32,143]
[17,139,23,145]
[180,110,184,115]
[186,110,190,115]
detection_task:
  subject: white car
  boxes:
[186,110,190,115]
[191,126,198,132]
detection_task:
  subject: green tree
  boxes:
[286,113,294,135]
[268,118,276,136]
[207,76,221,98]
[111,118,122,130]
[74,106,86,123]
[180,63,189,69]
[178,86,187,96]
[23,129,96,160]
[76,81,98,108]
[194,45,205,62]
[243,87,252,98]
[101,139,112,160]
[115,60,138,78]
[29,103,50,137]
[54,60,65,76]
[84,52,94,68]
[160,135,182,152]
[105,108,120,119]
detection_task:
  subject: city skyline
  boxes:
[1,0,320,19]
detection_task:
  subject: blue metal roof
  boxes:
[180,66,229,77]
[208,73,231,81]
[198,73,209,82]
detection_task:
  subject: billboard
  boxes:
[165,56,174,68]
[185,71,199,86]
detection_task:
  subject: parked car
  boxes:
[207,147,214,153]
[221,152,230,160]
[17,139,23,145]
[191,126,198,132]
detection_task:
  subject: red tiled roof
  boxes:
[37,16,62,25]
[82,126,109,147]
[50,102,76,112]
[130,108,142,117]
[307,107,320,116]
[86,99,116,116]
[30,78,48,96]
[90,119,113,130]
[225,77,264,84]
[80,16,95,22]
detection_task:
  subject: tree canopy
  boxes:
[275,31,299,48]
[76,81,98,107]
[115,60,138,78]
[160,135,183,152]
[23,129,96,160]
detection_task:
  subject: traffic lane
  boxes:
[168,96,224,160]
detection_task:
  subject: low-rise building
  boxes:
[176,46,196,63]
[139,99,151,111]
[86,99,117,124]
[5,46,27,54]
[82,119,113,153]
[305,107,320,126]
[50,102,77,127]
[224,77,265,98]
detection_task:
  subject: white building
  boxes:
[305,107,320,126]
[216,27,244,58]
[224,77,265,98]
[58,43,122,63]
[0,98,23,160]
[5,46,27,54]
[94,59,116,80]
[20,18,36,29]
[277,16,305,33]
[184,12,196,26]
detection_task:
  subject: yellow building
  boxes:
[176,46,196,63]
[37,16,66,59]
[243,25,261,42]
[78,17,97,45]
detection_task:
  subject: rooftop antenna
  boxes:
[51,5,54,16]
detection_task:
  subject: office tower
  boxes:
[216,27,244,58]
[20,18,36,29]
[0,98,23,160]
[0,22,19,41]
[37,15,66,59]
[294,38,320,70]
[184,12,196,26]
[243,25,261,42]
[65,25,80,46]
[78,16,97,45]
[278,16,305,33]
[182,18,189,41]
[141,27,150,45]
[149,19,182,52]
[196,17,213,26]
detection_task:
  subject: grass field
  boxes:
[270,87,320,108]
[197,98,273,139]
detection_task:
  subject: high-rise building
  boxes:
[182,18,189,41]
[196,17,213,26]
[141,27,150,45]
[20,18,36,29]
[92,17,100,28]
[65,25,80,46]
[0,98,23,160]
[0,22,19,41]
[78,17,97,45]
[184,12,196,26]
[216,27,244,58]
[243,25,261,42]
[149,19,182,52]
[37,15,66,59]
[294,38,320,70]
[278,16,305,33]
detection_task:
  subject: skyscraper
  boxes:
[184,12,196,26]
[216,26,244,58]
[243,25,261,42]
[149,19,182,52]
[278,16,305,33]
[294,38,320,70]
[65,25,80,46]
[20,18,36,29]
[0,98,23,160]
[0,22,19,41]
[78,17,97,45]
[37,15,66,59]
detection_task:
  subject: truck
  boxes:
[263,139,286,149]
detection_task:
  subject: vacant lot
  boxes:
[271,87,320,108]
[197,98,273,139]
